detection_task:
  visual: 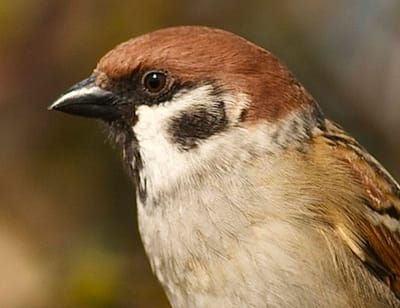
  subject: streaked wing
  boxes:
[321,120,400,298]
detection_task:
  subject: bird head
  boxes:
[50,26,320,198]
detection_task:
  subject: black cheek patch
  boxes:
[169,101,228,150]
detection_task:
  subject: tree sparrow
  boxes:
[49,26,400,307]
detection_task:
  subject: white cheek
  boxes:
[134,104,187,195]
[132,85,235,195]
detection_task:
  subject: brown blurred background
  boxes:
[0,1,399,307]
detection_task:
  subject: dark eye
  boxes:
[142,71,168,93]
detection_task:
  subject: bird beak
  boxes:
[48,75,123,121]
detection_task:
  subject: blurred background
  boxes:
[0,0,399,307]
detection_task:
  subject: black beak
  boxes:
[49,75,124,121]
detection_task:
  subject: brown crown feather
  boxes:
[96,26,316,123]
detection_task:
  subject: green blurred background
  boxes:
[0,1,399,307]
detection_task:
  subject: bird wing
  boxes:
[321,120,400,298]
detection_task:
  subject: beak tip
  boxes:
[48,99,62,111]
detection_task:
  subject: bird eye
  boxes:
[142,71,168,93]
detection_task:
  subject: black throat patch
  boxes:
[168,100,228,150]
[103,118,147,203]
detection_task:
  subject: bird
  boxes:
[49,26,400,307]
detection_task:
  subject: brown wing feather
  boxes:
[361,220,400,297]
[321,120,400,298]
